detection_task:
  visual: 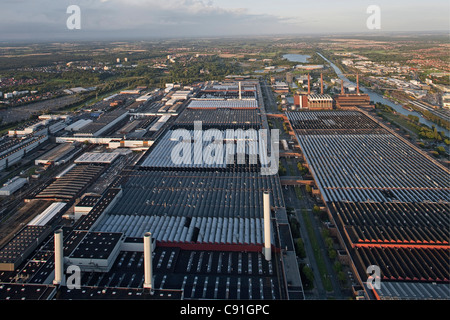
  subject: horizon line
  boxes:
[0,30,449,45]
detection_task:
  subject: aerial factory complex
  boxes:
[286,110,449,299]
[0,35,449,302]
[0,80,303,300]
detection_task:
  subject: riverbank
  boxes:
[316,52,449,134]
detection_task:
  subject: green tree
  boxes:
[436,146,446,154]
[325,237,334,250]
[302,265,314,283]
[407,114,419,123]
[328,249,337,260]
[313,205,320,214]
[296,239,306,259]
[333,261,342,273]
[337,271,347,284]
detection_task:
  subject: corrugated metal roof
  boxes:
[376,281,450,299]
[27,202,67,226]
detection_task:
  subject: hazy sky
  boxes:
[1,0,448,41]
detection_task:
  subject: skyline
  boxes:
[1,0,449,42]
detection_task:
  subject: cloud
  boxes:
[0,0,298,41]
[0,0,447,41]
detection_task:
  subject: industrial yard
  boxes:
[0,72,448,303]
[286,109,449,300]
[0,79,303,302]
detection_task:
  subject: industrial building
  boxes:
[0,201,68,272]
[0,225,52,272]
[287,109,449,300]
[293,73,333,110]
[94,171,284,248]
[73,194,102,220]
[8,118,66,137]
[35,164,106,201]
[173,109,261,130]
[74,152,120,164]
[187,81,259,110]
[66,231,125,273]
[64,119,93,132]
[293,93,333,110]
[335,76,372,109]
[198,82,257,100]
[139,129,272,170]
[187,99,258,110]
[0,80,302,301]
[0,176,28,196]
[287,110,449,203]
[35,143,80,166]
[306,94,333,110]
[74,109,129,137]
[27,202,67,228]
[292,73,371,110]
[0,134,49,171]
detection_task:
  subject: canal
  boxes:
[316,52,448,135]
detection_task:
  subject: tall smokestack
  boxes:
[356,73,360,95]
[320,73,324,95]
[307,74,311,95]
[341,79,344,95]
[53,229,65,286]
[263,192,272,261]
[238,82,242,100]
[143,232,154,290]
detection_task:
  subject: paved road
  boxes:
[284,184,347,299]
[261,79,347,299]
[305,193,345,299]
[283,185,326,299]
[260,80,279,114]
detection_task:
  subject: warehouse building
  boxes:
[0,79,302,301]
[64,119,93,132]
[0,176,28,196]
[0,134,48,171]
[0,201,68,273]
[173,109,261,130]
[94,170,284,251]
[0,225,53,271]
[139,129,268,170]
[74,109,129,137]
[187,99,258,110]
[287,109,450,300]
[35,143,79,166]
[74,152,120,164]
[35,164,106,201]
